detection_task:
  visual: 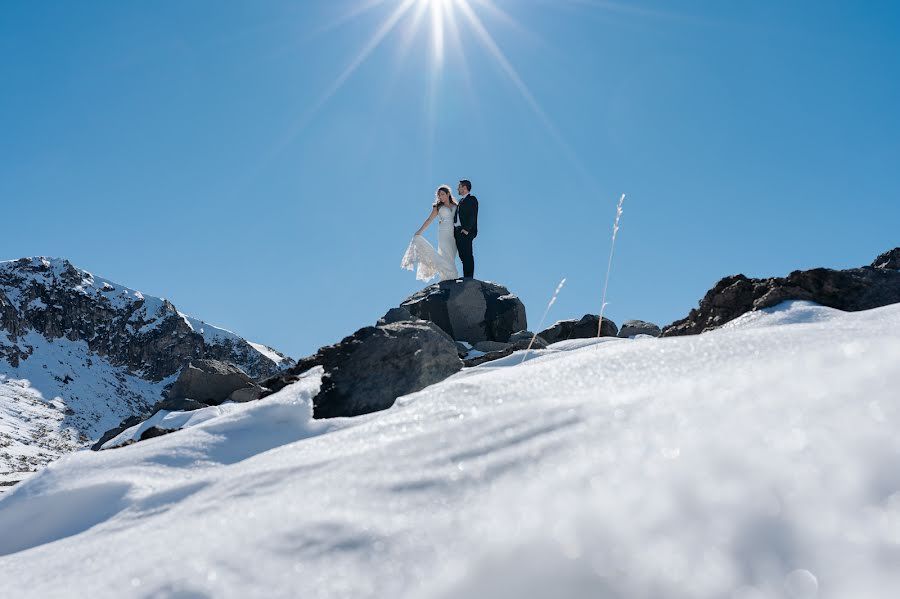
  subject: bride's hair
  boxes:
[433,185,457,208]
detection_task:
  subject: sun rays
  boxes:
[258,0,611,186]
[319,0,559,142]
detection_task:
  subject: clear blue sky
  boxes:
[2,1,898,358]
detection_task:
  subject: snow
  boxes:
[25,298,47,311]
[1,300,899,598]
[247,341,289,365]
[0,332,174,483]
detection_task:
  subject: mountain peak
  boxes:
[1,258,294,479]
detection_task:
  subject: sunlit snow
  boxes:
[1,300,898,598]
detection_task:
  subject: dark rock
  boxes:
[378,307,414,325]
[229,386,263,402]
[463,336,549,367]
[455,342,471,357]
[400,279,527,343]
[872,248,900,270]
[473,340,510,353]
[537,314,618,345]
[262,321,462,418]
[508,330,543,344]
[662,248,900,336]
[166,359,255,405]
[139,426,174,441]
[618,320,661,338]
[149,397,209,416]
[91,414,145,450]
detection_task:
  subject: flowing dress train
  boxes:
[401,205,459,282]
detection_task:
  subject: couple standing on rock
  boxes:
[401,180,479,282]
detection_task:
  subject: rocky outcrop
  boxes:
[618,320,661,338]
[400,279,526,343]
[262,320,462,419]
[0,257,292,380]
[872,248,900,270]
[166,359,260,405]
[537,314,618,344]
[662,248,900,336]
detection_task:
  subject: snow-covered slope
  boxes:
[1,301,898,598]
[0,257,293,485]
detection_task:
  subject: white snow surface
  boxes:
[1,300,899,598]
[0,332,175,484]
[247,341,289,365]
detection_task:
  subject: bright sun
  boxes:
[274,0,590,178]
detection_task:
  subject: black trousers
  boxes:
[454,228,475,278]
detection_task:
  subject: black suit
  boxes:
[453,194,479,278]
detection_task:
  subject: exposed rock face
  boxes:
[537,315,618,344]
[166,359,258,405]
[400,279,527,343]
[618,320,662,338]
[0,257,292,380]
[872,248,900,270]
[662,248,900,336]
[262,321,462,419]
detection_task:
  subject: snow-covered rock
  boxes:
[2,300,898,598]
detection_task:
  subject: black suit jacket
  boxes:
[454,195,479,238]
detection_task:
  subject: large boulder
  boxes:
[662,248,900,336]
[618,320,661,338]
[400,279,526,343]
[537,314,618,345]
[166,359,258,405]
[261,321,462,419]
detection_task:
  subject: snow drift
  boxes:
[0,300,898,599]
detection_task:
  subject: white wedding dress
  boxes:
[401,205,459,282]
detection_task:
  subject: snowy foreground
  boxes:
[1,301,899,598]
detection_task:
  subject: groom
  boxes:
[454,179,479,279]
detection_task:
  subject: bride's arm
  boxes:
[415,206,439,236]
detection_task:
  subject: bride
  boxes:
[401,185,459,281]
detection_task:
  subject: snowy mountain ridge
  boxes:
[0,257,293,486]
[1,300,898,598]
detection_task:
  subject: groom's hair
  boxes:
[459,180,472,192]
